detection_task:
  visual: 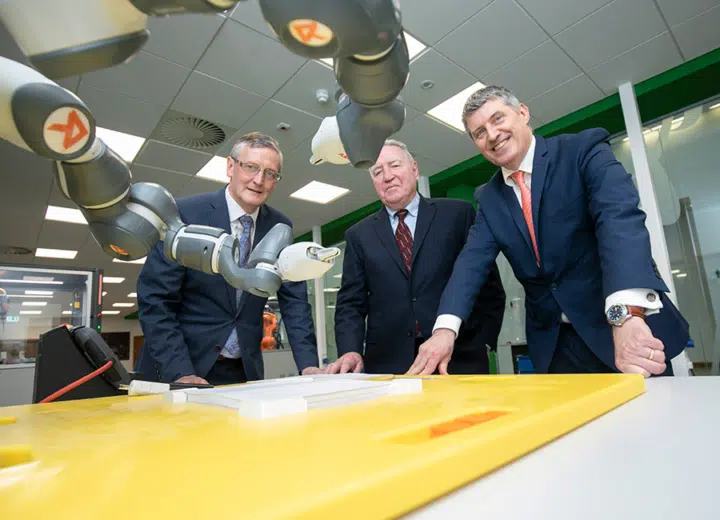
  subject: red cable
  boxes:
[39,360,114,404]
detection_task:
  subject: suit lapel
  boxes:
[531,136,549,258]
[412,197,435,267]
[372,209,409,279]
[206,189,236,312]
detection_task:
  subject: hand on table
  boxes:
[301,366,326,375]
[406,329,455,375]
[325,352,364,374]
[613,317,666,377]
[175,375,209,385]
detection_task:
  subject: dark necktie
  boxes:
[223,214,254,357]
[395,209,413,273]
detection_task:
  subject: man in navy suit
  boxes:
[327,139,505,375]
[135,132,321,385]
[412,86,689,377]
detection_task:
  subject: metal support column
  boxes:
[418,175,430,198]
[312,225,328,368]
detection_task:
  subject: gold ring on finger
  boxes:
[648,349,655,361]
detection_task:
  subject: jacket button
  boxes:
[412,297,417,302]
[551,283,557,291]
[215,345,221,352]
[407,331,413,337]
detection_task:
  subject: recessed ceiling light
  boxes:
[96,127,145,162]
[671,269,680,274]
[128,292,137,298]
[675,273,687,278]
[19,310,42,315]
[61,310,72,315]
[323,287,339,292]
[315,31,426,69]
[45,205,87,225]
[326,305,336,309]
[333,273,342,279]
[25,290,53,295]
[35,248,77,259]
[22,301,47,306]
[196,156,228,183]
[0,279,63,285]
[709,102,720,110]
[101,310,121,315]
[102,291,107,296]
[112,257,146,264]
[427,82,486,132]
[8,294,53,299]
[112,303,135,308]
[23,276,54,281]
[290,181,349,204]
[103,277,125,284]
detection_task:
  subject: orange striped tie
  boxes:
[511,170,539,263]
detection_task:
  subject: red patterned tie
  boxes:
[511,170,539,264]
[395,209,413,273]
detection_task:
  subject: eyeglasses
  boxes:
[230,157,281,182]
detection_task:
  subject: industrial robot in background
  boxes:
[0,0,412,293]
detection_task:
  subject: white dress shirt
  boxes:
[220,187,259,359]
[386,192,420,238]
[434,136,662,337]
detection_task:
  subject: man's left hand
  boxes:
[613,317,667,377]
[406,329,455,375]
[301,366,326,375]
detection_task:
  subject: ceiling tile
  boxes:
[177,177,226,198]
[587,32,683,94]
[671,5,720,60]
[400,0,494,46]
[76,83,167,138]
[414,154,450,176]
[171,71,267,130]
[435,0,548,78]
[57,76,81,93]
[80,51,191,106]
[655,0,720,26]
[47,181,72,207]
[143,12,224,68]
[526,74,604,123]
[392,115,478,167]
[405,105,422,124]
[554,0,667,70]
[515,0,613,35]
[130,165,193,198]
[272,60,338,118]
[481,41,582,102]
[36,221,89,251]
[133,140,213,175]
[196,19,307,97]
[400,49,477,112]
[230,0,277,39]
[237,100,321,152]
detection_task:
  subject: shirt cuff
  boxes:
[605,289,663,317]
[433,315,462,337]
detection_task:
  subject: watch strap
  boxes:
[627,305,646,320]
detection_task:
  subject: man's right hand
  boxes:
[175,375,209,385]
[325,352,364,374]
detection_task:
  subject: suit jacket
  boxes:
[335,196,506,374]
[134,188,317,382]
[437,128,689,373]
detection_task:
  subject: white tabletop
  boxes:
[409,377,719,519]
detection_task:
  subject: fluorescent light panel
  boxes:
[427,82,486,132]
[103,277,125,284]
[22,301,47,306]
[25,290,53,295]
[196,156,228,183]
[0,279,63,285]
[35,248,77,259]
[317,32,426,67]
[45,205,87,224]
[128,292,137,298]
[675,273,687,278]
[24,276,54,281]
[101,310,121,315]
[102,291,107,296]
[6,294,52,299]
[112,303,135,308]
[324,287,339,293]
[290,181,349,204]
[113,257,146,264]
[333,274,342,279]
[19,310,42,315]
[96,127,145,162]
[61,310,72,315]
[711,102,720,110]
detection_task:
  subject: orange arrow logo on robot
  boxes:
[288,19,333,46]
[44,108,90,155]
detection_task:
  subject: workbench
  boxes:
[0,375,715,519]
[409,376,719,519]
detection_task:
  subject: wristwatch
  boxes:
[606,304,646,327]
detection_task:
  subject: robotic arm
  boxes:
[0,55,339,296]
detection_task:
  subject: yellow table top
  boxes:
[0,374,644,519]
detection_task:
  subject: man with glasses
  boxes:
[136,132,322,385]
[328,139,506,375]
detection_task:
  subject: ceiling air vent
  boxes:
[159,116,226,149]
[0,245,32,256]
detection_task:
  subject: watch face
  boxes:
[607,304,626,324]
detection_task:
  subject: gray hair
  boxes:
[230,132,284,173]
[368,138,415,174]
[461,85,523,137]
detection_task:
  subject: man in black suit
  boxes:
[135,132,321,385]
[328,140,506,375]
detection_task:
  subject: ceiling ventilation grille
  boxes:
[0,245,32,256]
[158,116,226,149]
